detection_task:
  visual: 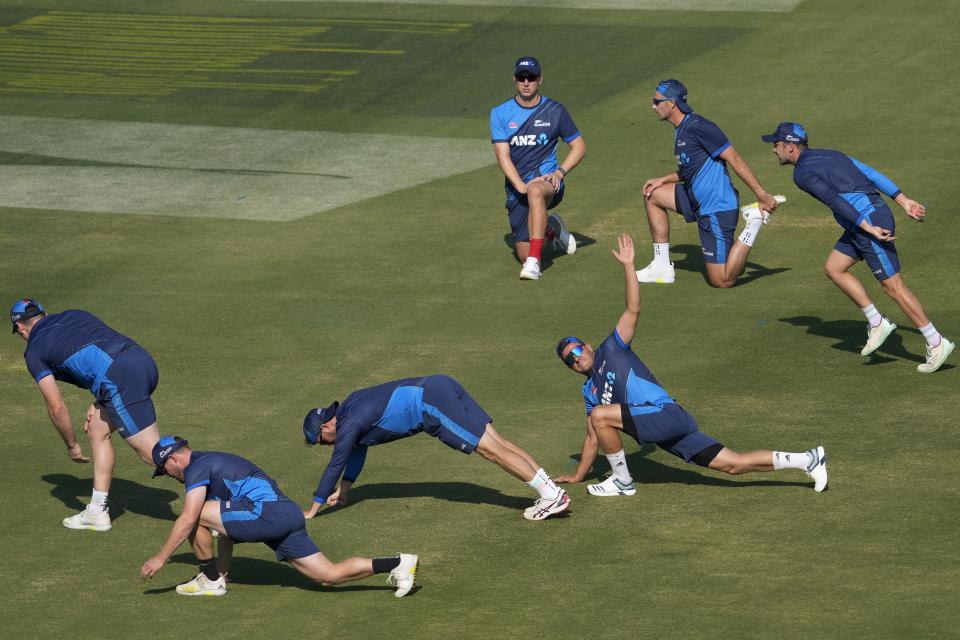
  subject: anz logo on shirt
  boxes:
[511,133,550,146]
[675,152,691,166]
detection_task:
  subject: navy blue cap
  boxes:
[303,402,339,444]
[152,435,188,478]
[10,298,45,333]
[514,56,541,77]
[762,122,809,145]
[556,335,585,362]
[655,79,693,114]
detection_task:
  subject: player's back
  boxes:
[794,148,877,196]
[185,451,289,503]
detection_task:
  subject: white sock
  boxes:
[605,450,633,484]
[88,490,109,514]
[652,243,671,267]
[737,217,763,247]
[919,323,941,347]
[772,451,811,471]
[862,304,882,328]
[527,468,560,500]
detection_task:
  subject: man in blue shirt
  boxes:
[637,80,781,288]
[555,235,827,494]
[763,122,953,373]
[301,374,570,521]
[11,299,161,531]
[490,56,586,280]
[140,436,419,597]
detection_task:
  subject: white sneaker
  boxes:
[387,553,418,597]
[523,489,571,521]
[547,213,577,254]
[635,261,675,284]
[176,573,227,597]
[519,257,541,280]
[586,476,637,497]
[63,506,111,531]
[740,194,786,224]
[861,317,897,356]
[805,446,828,492]
[917,337,955,373]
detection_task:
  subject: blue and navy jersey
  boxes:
[490,96,580,188]
[313,376,439,502]
[674,113,738,215]
[581,330,675,416]
[793,148,902,230]
[23,310,138,394]
[183,451,290,504]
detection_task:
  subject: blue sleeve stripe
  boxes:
[613,329,631,349]
[185,480,210,492]
[710,141,731,159]
[313,496,327,504]
[34,370,52,382]
[562,132,581,144]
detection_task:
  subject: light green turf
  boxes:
[1,1,958,639]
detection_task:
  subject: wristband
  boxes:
[557,167,567,176]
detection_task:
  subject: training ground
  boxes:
[1,1,957,638]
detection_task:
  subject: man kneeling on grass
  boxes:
[140,436,418,597]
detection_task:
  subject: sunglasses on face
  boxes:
[515,74,539,83]
[652,97,674,106]
[563,343,585,367]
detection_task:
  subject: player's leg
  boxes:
[287,540,418,597]
[480,424,540,470]
[879,273,954,372]
[582,405,637,496]
[124,423,159,465]
[824,248,872,307]
[475,428,538,481]
[520,180,557,280]
[636,184,679,283]
[824,247,899,356]
[694,444,827,492]
[62,402,116,530]
[174,500,230,596]
[701,211,740,288]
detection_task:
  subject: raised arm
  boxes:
[613,234,641,345]
[719,146,778,212]
[36,375,88,462]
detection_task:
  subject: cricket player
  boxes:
[555,234,828,494]
[140,436,419,597]
[490,56,586,280]
[637,79,781,287]
[302,374,570,521]
[11,298,160,531]
[763,121,953,373]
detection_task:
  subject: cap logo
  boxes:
[159,445,173,458]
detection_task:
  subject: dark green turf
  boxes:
[1,1,958,638]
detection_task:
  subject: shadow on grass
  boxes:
[41,473,180,522]
[317,480,531,517]
[141,553,398,595]
[670,244,791,286]
[502,229,597,272]
[568,443,808,489]
[779,315,935,366]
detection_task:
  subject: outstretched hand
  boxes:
[902,197,926,221]
[553,474,583,484]
[611,233,635,266]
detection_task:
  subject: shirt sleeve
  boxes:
[556,104,580,143]
[848,156,902,199]
[342,446,368,484]
[184,461,211,494]
[694,119,732,159]
[582,382,598,416]
[794,168,863,226]
[313,419,363,503]
[490,107,509,143]
[24,349,53,383]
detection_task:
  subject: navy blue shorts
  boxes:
[221,499,320,562]
[673,184,737,264]
[95,345,159,438]
[505,181,565,243]
[834,206,900,281]
[620,402,720,463]
[420,375,491,454]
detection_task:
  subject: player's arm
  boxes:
[642,171,680,199]
[493,143,528,193]
[851,157,927,221]
[613,234,640,345]
[798,171,895,241]
[140,485,207,579]
[305,424,363,516]
[555,417,600,483]
[324,446,367,508]
[36,375,88,463]
[719,145,779,212]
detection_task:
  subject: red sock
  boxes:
[528,238,544,261]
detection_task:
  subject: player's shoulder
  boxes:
[491,96,521,115]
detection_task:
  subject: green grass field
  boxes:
[1,1,958,638]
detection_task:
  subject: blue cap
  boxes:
[655,79,693,114]
[10,298,45,333]
[762,122,808,145]
[514,56,541,77]
[303,402,339,444]
[152,435,188,477]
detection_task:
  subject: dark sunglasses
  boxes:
[562,343,585,367]
[652,97,674,106]
[515,74,539,83]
